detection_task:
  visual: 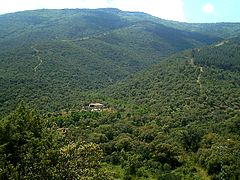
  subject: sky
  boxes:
[0,0,239,23]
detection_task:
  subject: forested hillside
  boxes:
[160,21,240,38]
[99,38,240,179]
[0,8,221,51]
[193,37,240,71]
[0,9,220,116]
[105,39,240,115]
[0,8,240,180]
[2,36,238,179]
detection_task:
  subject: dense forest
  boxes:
[0,8,222,117]
[0,8,240,179]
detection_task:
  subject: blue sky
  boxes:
[184,0,240,23]
[0,0,239,23]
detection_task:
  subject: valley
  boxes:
[0,8,239,180]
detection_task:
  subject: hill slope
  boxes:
[33,37,240,179]
[0,8,221,50]
[96,37,240,179]
[160,21,240,38]
[105,38,240,123]
[0,8,221,116]
[0,9,240,179]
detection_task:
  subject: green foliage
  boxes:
[159,20,240,38]
[56,142,109,179]
[197,133,240,179]
[0,8,220,116]
[0,104,111,179]
[193,40,240,71]
[1,8,240,179]
[180,128,203,152]
[99,38,240,178]
[0,103,56,179]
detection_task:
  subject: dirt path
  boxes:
[190,58,194,66]
[190,58,204,91]
[197,66,203,90]
[60,24,137,43]
[215,40,229,47]
[32,46,43,72]
[60,30,111,43]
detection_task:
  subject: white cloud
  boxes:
[110,0,186,22]
[0,0,186,22]
[202,2,215,14]
[0,0,111,13]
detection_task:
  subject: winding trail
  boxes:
[190,58,204,91]
[31,25,138,72]
[31,46,43,72]
[60,24,137,43]
[60,30,111,43]
[197,66,203,90]
[214,40,228,47]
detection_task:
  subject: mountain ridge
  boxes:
[0,8,223,116]
[0,8,240,179]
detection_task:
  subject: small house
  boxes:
[89,103,104,111]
